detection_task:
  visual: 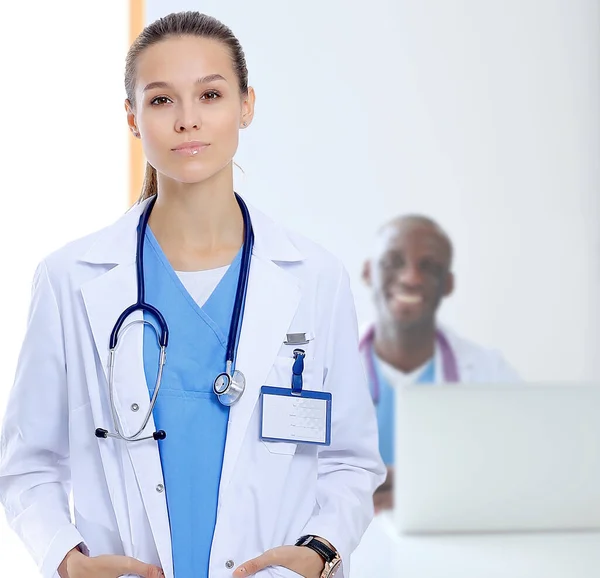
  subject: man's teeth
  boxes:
[394,294,421,304]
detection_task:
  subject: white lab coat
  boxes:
[433,324,520,382]
[0,198,386,578]
[361,323,520,384]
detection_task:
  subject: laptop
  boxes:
[393,383,600,534]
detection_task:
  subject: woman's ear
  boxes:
[240,86,256,128]
[125,99,139,137]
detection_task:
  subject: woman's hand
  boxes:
[233,545,325,578]
[58,547,164,578]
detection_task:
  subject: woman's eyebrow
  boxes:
[143,74,228,92]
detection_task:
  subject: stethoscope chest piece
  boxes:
[213,369,246,407]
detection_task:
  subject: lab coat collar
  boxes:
[79,195,305,266]
[437,323,476,379]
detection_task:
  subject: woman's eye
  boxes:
[202,90,221,100]
[150,96,172,106]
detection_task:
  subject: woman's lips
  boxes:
[171,142,210,156]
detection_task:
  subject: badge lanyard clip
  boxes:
[291,349,305,396]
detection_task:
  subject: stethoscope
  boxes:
[95,193,254,443]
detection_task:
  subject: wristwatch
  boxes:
[295,535,342,578]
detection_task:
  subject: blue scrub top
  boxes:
[142,227,242,577]
[374,350,435,465]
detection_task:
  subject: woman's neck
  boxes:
[148,166,244,271]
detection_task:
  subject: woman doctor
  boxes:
[0,10,384,578]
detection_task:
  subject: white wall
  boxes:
[0,1,129,575]
[149,0,600,382]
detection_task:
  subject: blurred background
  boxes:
[144,0,600,383]
[1,0,599,576]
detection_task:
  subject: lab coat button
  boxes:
[225,560,234,569]
[131,403,139,412]
[156,484,164,493]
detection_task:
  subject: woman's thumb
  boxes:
[122,556,164,578]
[143,564,165,578]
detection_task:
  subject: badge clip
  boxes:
[291,349,305,396]
[284,332,312,346]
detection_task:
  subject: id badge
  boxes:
[260,349,332,446]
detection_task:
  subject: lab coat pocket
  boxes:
[70,403,116,526]
[262,439,297,455]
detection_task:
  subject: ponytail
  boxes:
[139,162,157,202]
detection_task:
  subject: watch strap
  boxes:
[295,535,337,563]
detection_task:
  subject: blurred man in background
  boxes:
[361,215,519,512]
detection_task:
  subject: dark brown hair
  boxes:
[124,11,249,201]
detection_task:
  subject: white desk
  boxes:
[350,513,600,578]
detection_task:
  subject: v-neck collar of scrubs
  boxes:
[144,226,243,347]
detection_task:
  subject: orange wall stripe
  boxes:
[129,0,145,205]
